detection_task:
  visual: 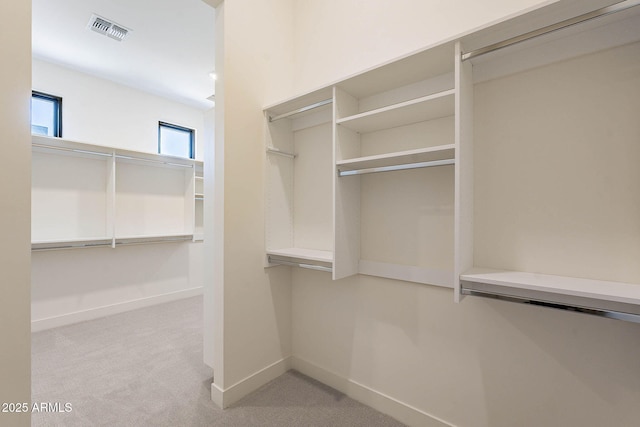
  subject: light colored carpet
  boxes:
[32,296,405,426]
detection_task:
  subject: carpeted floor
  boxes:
[31,296,405,426]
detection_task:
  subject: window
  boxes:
[31,91,62,137]
[158,122,195,159]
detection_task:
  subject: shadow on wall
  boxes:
[266,263,295,358]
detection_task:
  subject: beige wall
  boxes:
[211,0,296,404]
[0,1,31,426]
[288,1,640,427]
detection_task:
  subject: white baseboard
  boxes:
[211,357,291,409]
[291,356,455,427]
[31,287,204,332]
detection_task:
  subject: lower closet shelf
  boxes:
[460,268,640,323]
[266,248,333,272]
[32,237,113,251]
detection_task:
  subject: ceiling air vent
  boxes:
[87,14,130,42]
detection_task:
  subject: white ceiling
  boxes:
[32,0,216,110]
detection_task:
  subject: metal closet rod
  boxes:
[462,0,640,61]
[338,158,454,177]
[266,147,296,159]
[32,241,112,251]
[268,256,333,273]
[32,235,194,251]
[269,99,333,122]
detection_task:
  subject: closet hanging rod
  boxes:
[461,287,640,324]
[461,0,640,61]
[338,158,454,177]
[32,143,113,158]
[115,154,194,168]
[266,147,296,159]
[269,99,333,122]
[267,256,333,273]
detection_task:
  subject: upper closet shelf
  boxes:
[33,135,198,168]
[267,247,332,263]
[461,268,640,322]
[337,145,455,176]
[337,89,455,133]
[32,237,113,251]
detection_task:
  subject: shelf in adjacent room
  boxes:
[460,268,640,322]
[336,89,455,134]
[32,237,113,251]
[264,87,334,123]
[337,144,455,176]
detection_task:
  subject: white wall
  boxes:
[31,60,206,330]
[210,0,296,407]
[32,59,205,161]
[0,0,31,425]
[286,1,640,427]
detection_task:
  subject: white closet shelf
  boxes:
[337,145,455,173]
[461,268,640,321]
[336,89,455,134]
[267,247,333,263]
[33,136,113,158]
[32,237,113,251]
[267,248,333,273]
